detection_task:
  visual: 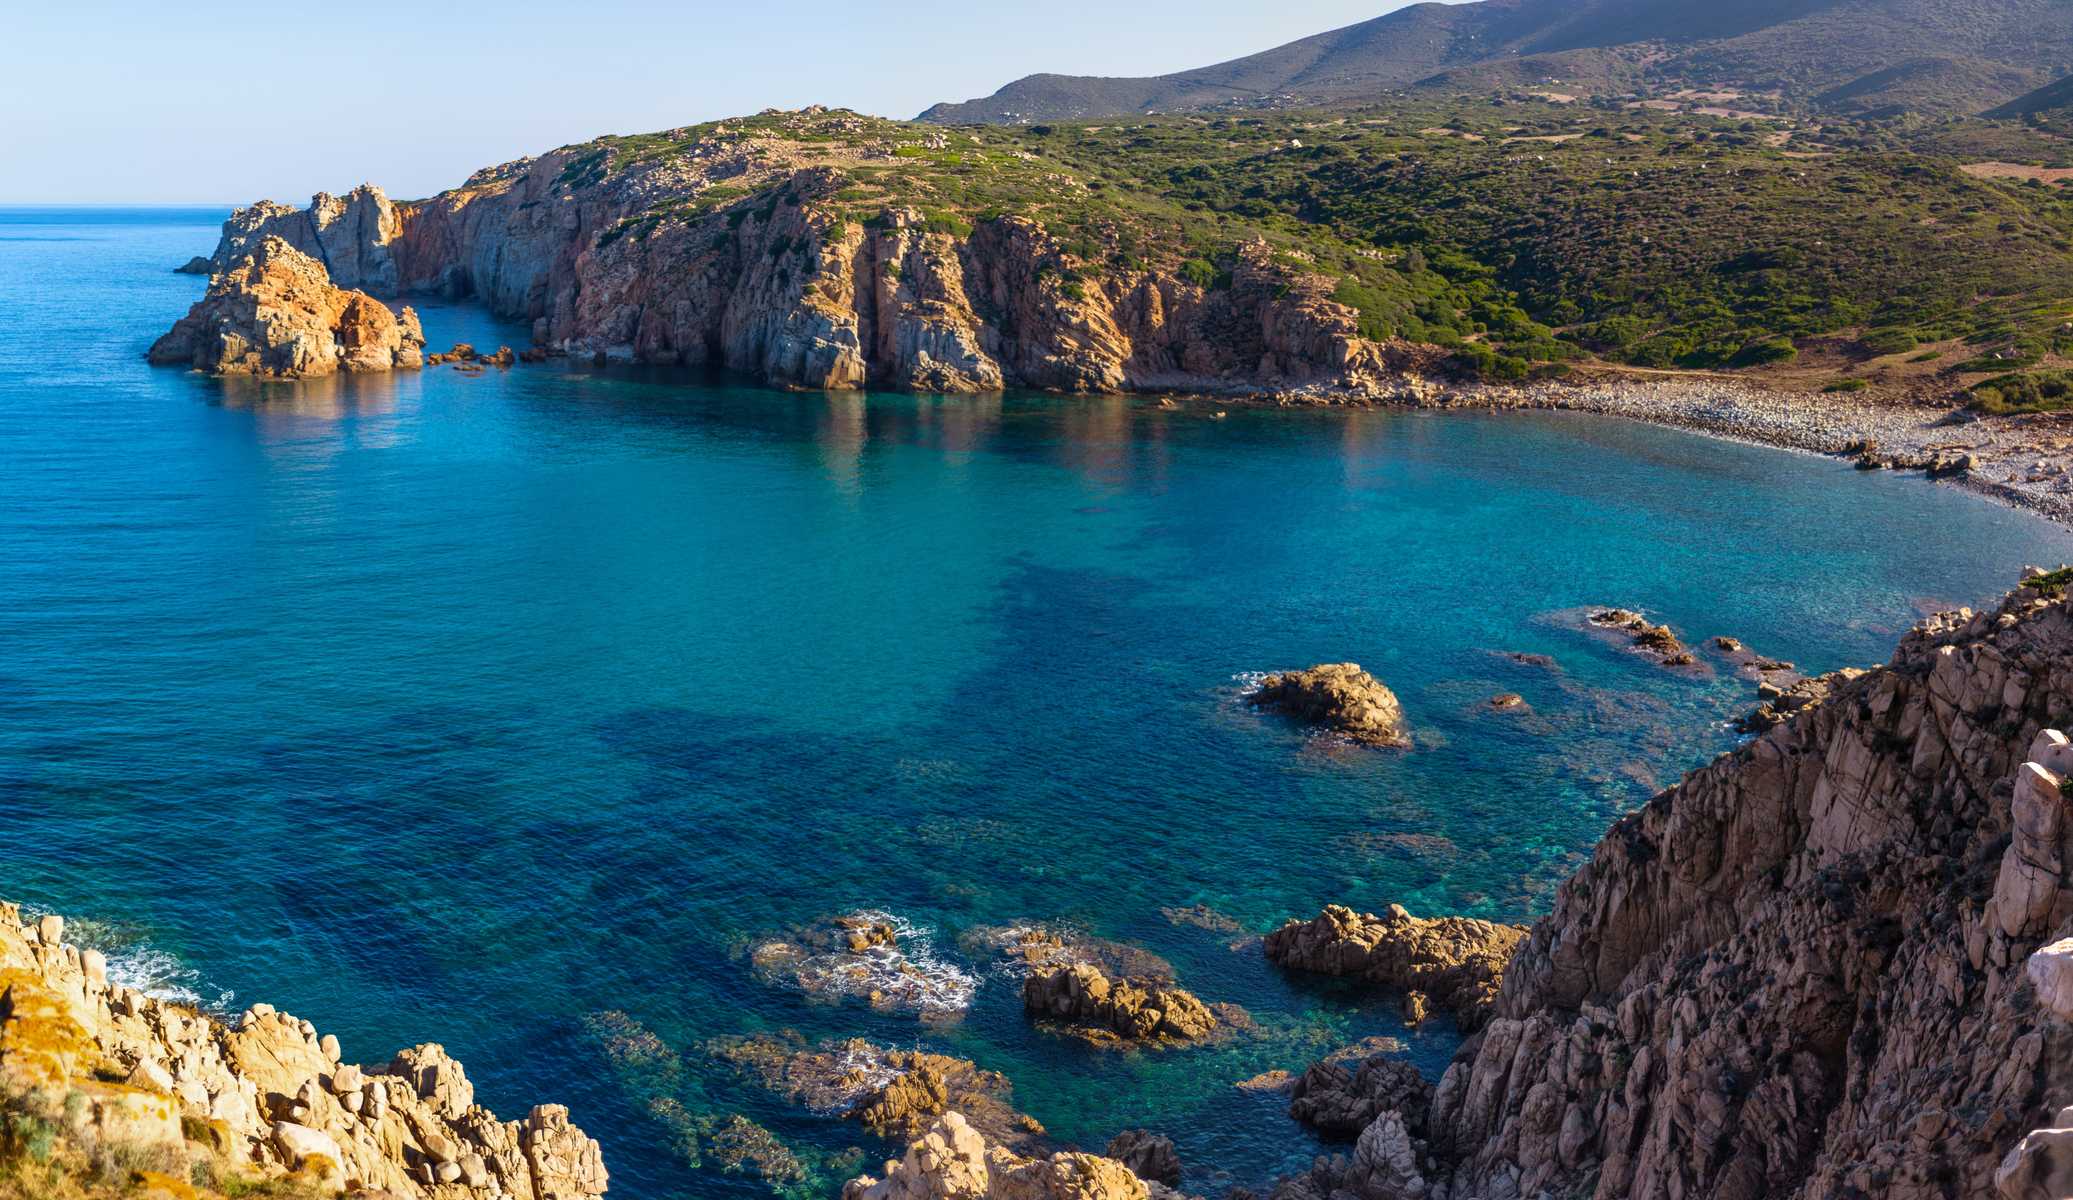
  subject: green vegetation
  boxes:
[2028,566,2073,595]
[1822,377,1870,392]
[545,100,2073,382]
[1970,369,2073,413]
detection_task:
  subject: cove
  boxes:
[3,207,2070,1197]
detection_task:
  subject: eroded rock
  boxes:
[147,237,424,378]
[1264,904,1525,1032]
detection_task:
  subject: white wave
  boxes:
[49,912,235,1012]
[794,910,978,1015]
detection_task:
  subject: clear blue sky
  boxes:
[1,1,1415,205]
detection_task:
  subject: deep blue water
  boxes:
[4,207,2069,1197]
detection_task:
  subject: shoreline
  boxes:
[1217,370,2073,529]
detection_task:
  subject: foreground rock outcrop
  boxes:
[1247,664,1412,748]
[148,237,425,378]
[1265,904,1526,1031]
[0,902,606,1198]
[1021,961,1222,1044]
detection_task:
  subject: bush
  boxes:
[1858,327,1918,356]
[1729,336,1799,367]
[1822,378,1870,392]
[1970,370,2073,414]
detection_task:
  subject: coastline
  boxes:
[1208,370,2073,529]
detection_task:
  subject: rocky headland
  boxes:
[0,902,605,1199]
[148,237,424,378]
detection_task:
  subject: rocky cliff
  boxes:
[182,111,1436,399]
[0,902,606,1199]
[1262,573,2073,1200]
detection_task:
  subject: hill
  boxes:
[919,0,2073,123]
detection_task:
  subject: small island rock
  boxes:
[147,237,424,378]
[1247,663,1410,747]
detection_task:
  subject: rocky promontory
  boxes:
[173,110,1437,400]
[148,237,425,378]
[1246,664,1411,747]
[0,902,606,1199]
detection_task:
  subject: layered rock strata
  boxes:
[0,903,606,1198]
[148,237,424,378]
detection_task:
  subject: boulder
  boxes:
[1103,1130,1182,1186]
[1247,663,1410,747]
[1263,905,1525,1032]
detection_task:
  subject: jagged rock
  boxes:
[0,900,607,1198]
[1998,1110,2073,1199]
[196,185,405,294]
[1264,904,1525,1032]
[1103,1130,1181,1186]
[176,255,213,274]
[844,1111,1148,1200]
[1247,664,1410,747]
[147,237,424,378]
[1022,961,1222,1043]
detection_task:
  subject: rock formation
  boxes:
[1021,961,1222,1043]
[746,910,975,1021]
[196,186,407,294]
[147,237,425,378]
[176,112,1438,399]
[1264,904,1526,1032]
[1586,608,1696,667]
[0,902,606,1198]
[1247,664,1411,747]
[843,1111,1155,1200]
[1286,1039,1431,1141]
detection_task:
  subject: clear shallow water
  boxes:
[4,207,2070,1197]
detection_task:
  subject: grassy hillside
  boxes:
[559,99,2073,385]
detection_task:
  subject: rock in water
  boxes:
[1021,960,1223,1043]
[147,237,424,378]
[844,1111,1149,1200]
[1247,663,1410,747]
[1103,1130,1182,1186]
[1263,904,1525,1032]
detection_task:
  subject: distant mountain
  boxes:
[919,0,2073,123]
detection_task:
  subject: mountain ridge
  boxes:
[919,0,2073,123]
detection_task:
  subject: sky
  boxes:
[1,0,1414,205]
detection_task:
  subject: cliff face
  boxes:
[0,902,606,1199]
[1277,576,2073,1200]
[190,116,1436,399]
[148,237,424,378]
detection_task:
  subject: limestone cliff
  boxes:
[148,237,424,378]
[0,902,606,1199]
[1268,573,2073,1200]
[184,112,1437,399]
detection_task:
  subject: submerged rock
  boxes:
[1263,903,1526,1032]
[709,1033,1047,1152]
[147,237,424,378]
[747,910,975,1021]
[1247,663,1410,747]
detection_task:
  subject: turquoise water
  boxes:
[4,207,2070,1197]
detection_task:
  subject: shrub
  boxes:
[1822,378,1870,392]
[1970,370,2073,414]
[1729,335,1799,367]
[1858,327,1918,356]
